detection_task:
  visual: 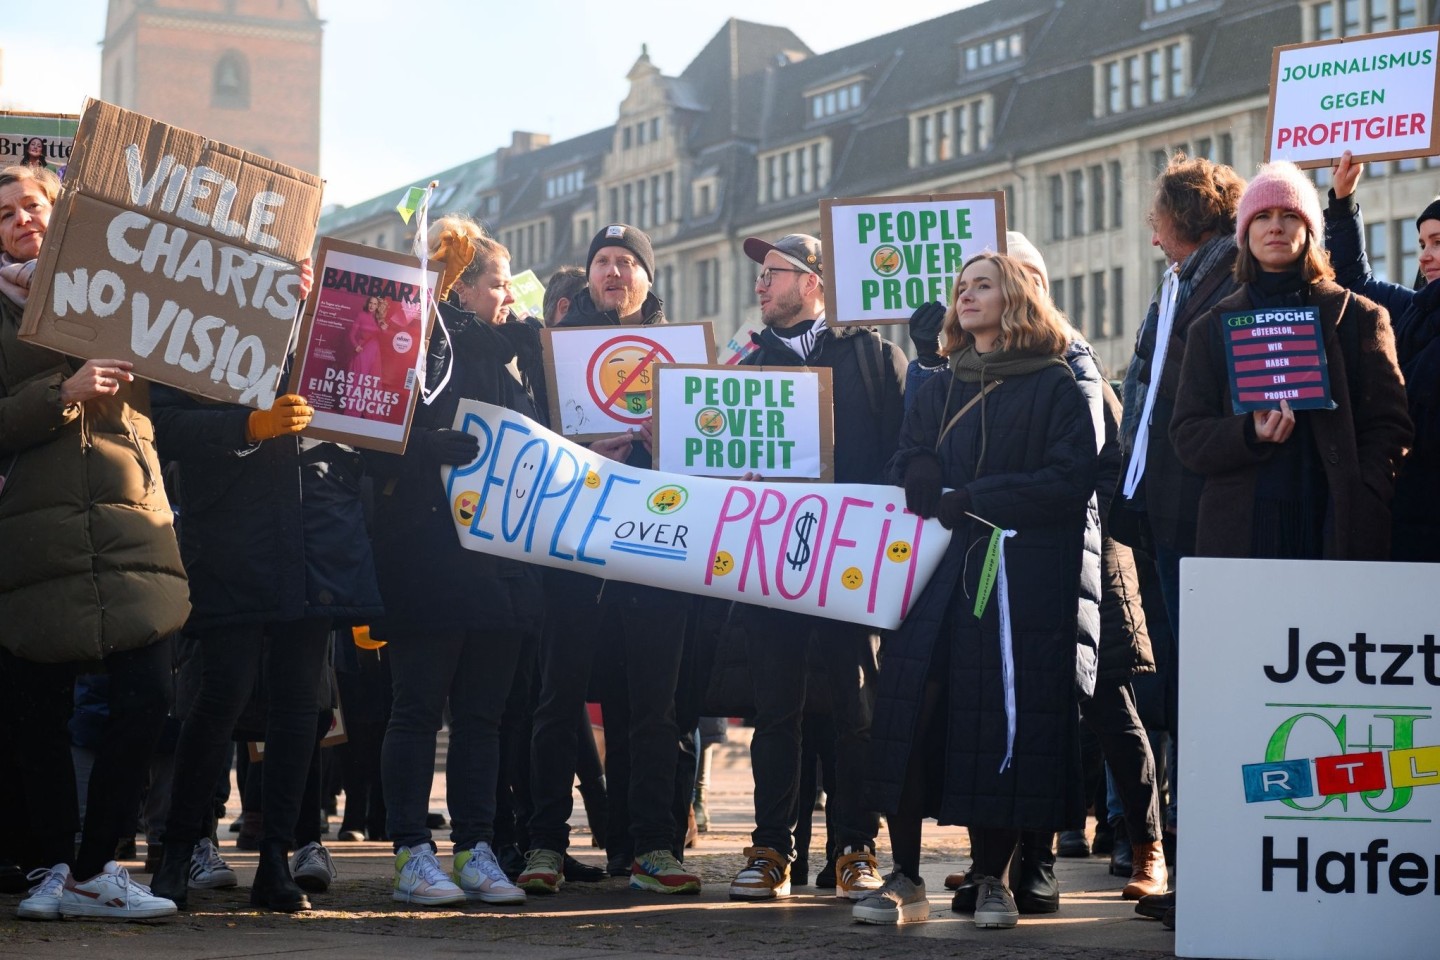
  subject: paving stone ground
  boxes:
[0,729,1181,959]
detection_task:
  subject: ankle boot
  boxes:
[150,841,192,909]
[1122,841,1168,900]
[1108,818,1132,877]
[1009,831,1060,914]
[250,840,310,912]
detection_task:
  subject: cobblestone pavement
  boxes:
[0,732,1180,959]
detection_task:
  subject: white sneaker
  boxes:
[17,864,70,920]
[59,861,177,920]
[393,844,465,906]
[454,841,526,905]
[189,838,237,889]
[290,841,337,894]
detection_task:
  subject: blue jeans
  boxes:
[382,628,524,852]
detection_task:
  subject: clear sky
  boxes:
[0,0,973,208]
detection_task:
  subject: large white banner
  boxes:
[1178,558,1440,960]
[442,400,951,629]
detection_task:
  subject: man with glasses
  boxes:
[520,224,704,896]
[726,234,906,903]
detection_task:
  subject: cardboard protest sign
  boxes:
[19,99,323,408]
[509,269,545,323]
[822,192,1005,325]
[286,238,438,453]
[443,400,949,630]
[1177,558,1440,960]
[721,320,763,364]
[1220,307,1335,413]
[652,364,834,480]
[0,110,77,178]
[541,322,716,441]
[1266,25,1440,167]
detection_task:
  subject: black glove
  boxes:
[909,301,946,365]
[903,453,944,519]
[415,428,480,465]
[936,489,972,530]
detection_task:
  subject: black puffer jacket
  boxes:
[740,322,906,484]
[867,362,1096,830]
[151,389,382,630]
[366,302,545,638]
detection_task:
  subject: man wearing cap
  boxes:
[725,234,906,903]
[520,224,703,898]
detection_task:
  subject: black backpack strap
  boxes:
[851,328,884,420]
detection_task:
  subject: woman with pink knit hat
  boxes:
[1169,160,1411,561]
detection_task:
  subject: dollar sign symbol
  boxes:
[638,365,651,385]
[787,511,817,571]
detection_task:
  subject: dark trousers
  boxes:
[381,627,524,852]
[0,639,173,877]
[1080,679,1162,844]
[1152,542,1184,832]
[494,645,537,850]
[747,610,880,858]
[529,586,688,857]
[166,618,330,848]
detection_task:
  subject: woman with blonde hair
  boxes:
[860,252,1097,930]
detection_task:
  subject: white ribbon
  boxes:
[1122,266,1181,500]
[412,182,455,407]
[995,528,1019,774]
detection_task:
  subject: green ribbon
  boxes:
[973,526,1003,618]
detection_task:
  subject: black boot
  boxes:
[1009,831,1060,914]
[250,840,310,913]
[150,841,192,910]
[1108,818,1132,877]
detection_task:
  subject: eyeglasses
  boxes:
[756,267,807,286]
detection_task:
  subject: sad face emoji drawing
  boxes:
[886,541,912,563]
[712,551,734,577]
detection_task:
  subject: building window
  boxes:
[608,188,619,223]
[697,182,714,216]
[963,31,1024,73]
[213,51,250,109]
[1306,0,1420,40]
[807,80,864,121]
[1152,0,1203,11]
[658,265,674,308]
[1069,169,1085,237]
[545,168,585,201]
[1112,267,1125,339]
[759,140,830,202]
[1098,39,1190,116]
[697,258,720,316]
[1089,165,1106,233]
[910,96,992,168]
[1052,277,1066,314]
[1050,174,1065,241]
[1092,271,1108,337]
[1399,225,1420,283]
[650,117,661,141]
[1367,221,1390,283]
[1071,273,1086,332]
[1109,160,1124,228]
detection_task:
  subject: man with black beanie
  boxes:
[520,224,703,897]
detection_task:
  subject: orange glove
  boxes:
[246,394,314,443]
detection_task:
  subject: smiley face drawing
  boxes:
[453,490,480,526]
[584,471,601,489]
[510,443,546,503]
[886,540,913,563]
[712,551,734,576]
[840,566,864,590]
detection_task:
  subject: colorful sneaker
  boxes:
[630,849,701,895]
[454,841,526,905]
[973,875,1020,929]
[852,871,928,925]
[517,848,563,894]
[728,845,790,900]
[835,845,885,900]
[392,844,465,906]
[188,838,237,889]
[59,861,177,920]
[290,841,337,894]
[17,864,70,920]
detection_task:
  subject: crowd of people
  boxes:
[0,144,1430,933]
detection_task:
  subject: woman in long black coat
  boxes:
[860,252,1096,930]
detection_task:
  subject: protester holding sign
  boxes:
[1323,150,1440,562]
[523,223,703,897]
[148,258,382,914]
[0,164,188,921]
[1172,161,1411,562]
[864,252,1096,929]
[724,234,903,904]
[366,215,539,908]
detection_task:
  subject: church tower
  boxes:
[100,0,322,172]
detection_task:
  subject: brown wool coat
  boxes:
[0,295,189,663]
[1170,280,1412,560]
